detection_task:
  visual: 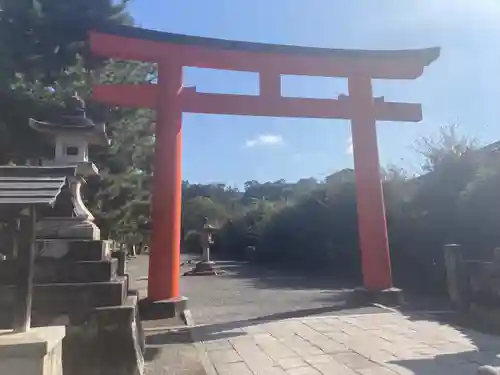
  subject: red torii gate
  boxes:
[89,25,439,304]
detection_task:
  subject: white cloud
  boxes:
[346,137,353,155]
[245,134,284,148]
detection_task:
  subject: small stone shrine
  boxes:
[0,93,145,375]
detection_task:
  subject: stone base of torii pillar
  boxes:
[348,287,404,307]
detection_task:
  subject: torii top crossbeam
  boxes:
[90,25,439,120]
[90,24,438,76]
[89,24,439,303]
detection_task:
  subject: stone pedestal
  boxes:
[0,326,65,375]
[184,261,219,276]
[138,296,188,321]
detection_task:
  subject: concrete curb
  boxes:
[372,303,400,313]
[182,309,218,375]
[372,302,455,316]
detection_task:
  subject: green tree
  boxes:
[182,196,229,232]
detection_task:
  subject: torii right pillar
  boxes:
[348,73,397,304]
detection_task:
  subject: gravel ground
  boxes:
[127,253,452,327]
[128,254,359,325]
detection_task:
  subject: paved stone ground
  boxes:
[144,326,207,375]
[128,254,499,374]
[127,254,383,374]
[184,311,499,374]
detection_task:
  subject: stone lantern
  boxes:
[0,93,147,374]
[28,93,109,241]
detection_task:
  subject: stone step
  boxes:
[89,291,141,330]
[0,276,128,314]
[0,259,118,284]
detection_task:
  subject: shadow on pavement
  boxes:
[146,304,389,346]
[204,258,357,291]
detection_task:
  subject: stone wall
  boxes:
[444,244,500,330]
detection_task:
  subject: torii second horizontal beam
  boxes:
[92,84,423,122]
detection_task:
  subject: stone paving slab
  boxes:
[144,327,207,375]
[193,311,500,375]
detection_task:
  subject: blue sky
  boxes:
[128,0,500,188]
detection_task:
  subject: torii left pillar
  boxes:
[138,58,187,317]
[148,59,185,305]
